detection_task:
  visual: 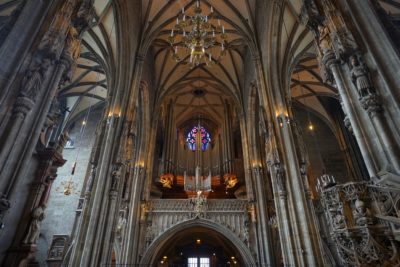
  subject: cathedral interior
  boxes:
[1,0,400,266]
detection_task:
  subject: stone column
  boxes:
[305,0,400,180]
[253,49,324,265]
[252,167,275,266]
[322,50,394,177]
[120,166,145,264]
[68,53,145,267]
[2,134,67,266]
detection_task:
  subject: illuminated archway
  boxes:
[140,219,256,266]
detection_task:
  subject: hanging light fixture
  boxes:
[168,0,227,67]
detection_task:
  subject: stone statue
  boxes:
[353,199,372,226]
[116,213,127,236]
[65,26,81,61]
[22,204,47,244]
[248,203,256,223]
[330,209,346,229]
[275,164,286,193]
[318,24,332,54]
[145,222,154,247]
[300,0,324,36]
[140,202,148,222]
[111,164,122,191]
[350,56,375,98]
[191,191,206,217]
[20,58,53,101]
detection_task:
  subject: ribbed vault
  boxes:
[143,0,257,127]
[59,0,116,127]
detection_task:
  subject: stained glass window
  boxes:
[186,126,211,151]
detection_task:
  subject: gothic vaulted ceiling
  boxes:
[142,0,256,127]
[60,0,116,128]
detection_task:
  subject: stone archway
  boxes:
[140,218,257,266]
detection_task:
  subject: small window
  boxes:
[200,257,210,267]
[188,257,198,267]
[187,257,210,267]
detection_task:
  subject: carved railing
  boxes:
[142,199,250,254]
[317,177,400,267]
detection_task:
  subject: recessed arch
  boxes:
[140,219,256,266]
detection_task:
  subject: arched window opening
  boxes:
[186,126,211,151]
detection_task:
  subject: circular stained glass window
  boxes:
[186,126,211,151]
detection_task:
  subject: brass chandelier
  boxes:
[168,1,227,67]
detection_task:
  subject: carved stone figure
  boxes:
[350,56,375,98]
[22,204,46,244]
[64,26,81,61]
[265,130,279,166]
[248,203,256,223]
[353,199,372,226]
[275,164,286,193]
[318,24,332,54]
[140,202,148,222]
[111,165,122,191]
[330,209,346,229]
[20,58,53,101]
[191,191,206,217]
[145,222,154,247]
[116,213,127,236]
[300,0,324,36]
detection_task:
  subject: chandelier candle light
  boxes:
[168,1,227,67]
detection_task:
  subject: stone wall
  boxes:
[293,104,349,183]
[36,107,104,265]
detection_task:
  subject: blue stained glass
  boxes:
[186,126,211,151]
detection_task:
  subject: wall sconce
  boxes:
[277,115,289,128]
[277,116,284,128]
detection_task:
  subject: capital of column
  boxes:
[13,96,35,117]
[359,94,382,116]
[136,53,146,62]
[321,49,340,71]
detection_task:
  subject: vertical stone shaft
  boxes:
[253,168,275,266]
[323,52,378,177]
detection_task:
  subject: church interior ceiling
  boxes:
[43,0,116,128]
[3,0,397,133]
[0,0,398,131]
